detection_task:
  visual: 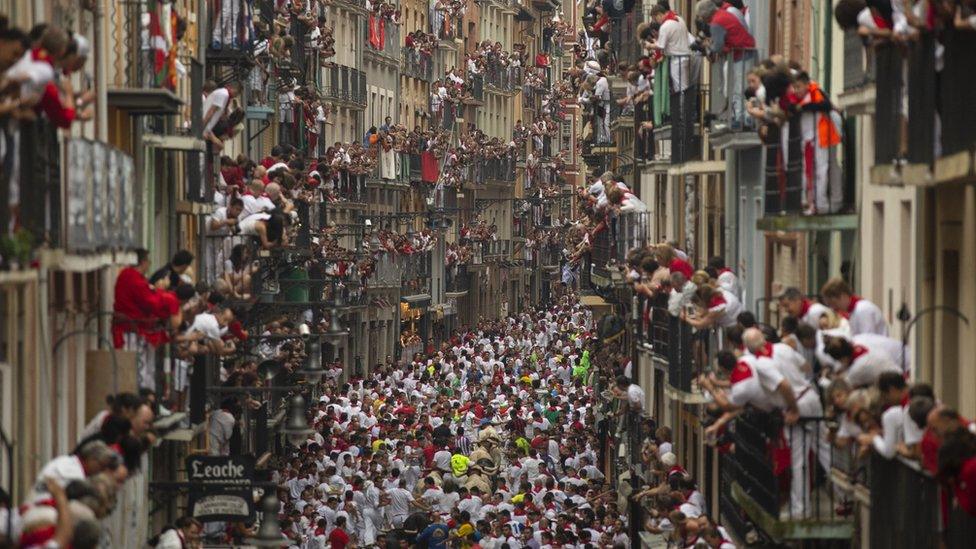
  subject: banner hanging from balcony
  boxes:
[185,455,255,522]
[66,138,136,252]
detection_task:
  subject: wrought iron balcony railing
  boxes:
[0,118,137,267]
[589,210,650,279]
[402,49,434,81]
[720,412,853,542]
[651,54,704,164]
[322,64,367,106]
[708,48,759,135]
[873,29,976,174]
[107,0,183,114]
[366,21,400,59]
[484,64,520,93]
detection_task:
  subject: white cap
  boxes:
[661,452,677,467]
[73,34,91,58]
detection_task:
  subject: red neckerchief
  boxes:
[730,360,753,384]
[31,47,51,64]
[718,267,733,275]
[883,392,910,412]
[851,345,869,362]
[663,11,679,23]
[847,295,862,314]
[753,342,774,358]
[870,8,892,29]
[709,293,727,308]
[799,298,812,318]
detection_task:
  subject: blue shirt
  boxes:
[417,523,450,549]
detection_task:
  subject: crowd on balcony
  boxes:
[612,220,976,522]
[366,0,401,52]
[835,0,976,42]
[0,390,164,548]
[431,0,466,39]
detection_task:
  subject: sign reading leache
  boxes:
[186,456,255,522]
[186,455,255,486]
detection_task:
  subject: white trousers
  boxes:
[788,390,833,516]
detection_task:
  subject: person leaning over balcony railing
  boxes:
[701,348,802,437]
[853,373,931,460]
[822,333,902,389]
[694,0,755,56]
[667,270,697,317]
[5,25,93,127]
[683,279,742,330]
[612,373,646,414]
[745,327,833,516]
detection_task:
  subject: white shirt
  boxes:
[709,289,743,328]
[853,333,909,373]
[844,348,902,388]
[751,343,810,396]
[728,355,786,412]
[202,87,231,133]
[872,404,905,459]
[848,298,888,337]
[189,312,222,341]
[626,384,645,410]
[241,193,276,219]
[5,52,55,104]
[386,487,413,518]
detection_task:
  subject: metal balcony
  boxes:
[402,50,434,81]
[721,412,853,542]
[322,64,367,108]
[651,54,704,164]
[445,265,470,297]
[366,21,400,63]
[871,30,976,186]
[708,48,761,149]
[107,0,183,114]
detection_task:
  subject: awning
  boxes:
[401,294,432,306]
[579,295,612,315]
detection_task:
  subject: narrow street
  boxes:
[1,1,976,548]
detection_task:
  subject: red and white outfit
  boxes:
[843,344,902,388]
[796,298,831,329]
[707,289,743,328]
[845,295,888,337]
[727,354,786,413]
[751,342,832,516]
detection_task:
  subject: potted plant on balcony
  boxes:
[0,228,35,271]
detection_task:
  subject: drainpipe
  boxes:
[94,0,108,142]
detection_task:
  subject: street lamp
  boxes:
[296,335,324,381]
[324,309,349,342]
[897,303,970,378]
[246,494,286,547]
[280,395,314,446]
